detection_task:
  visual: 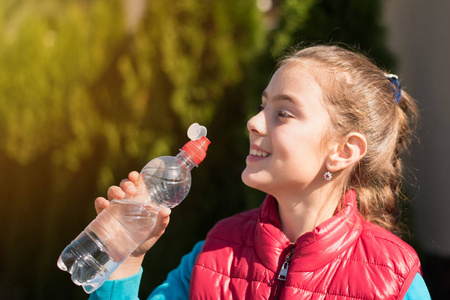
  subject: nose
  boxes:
[247,110,266,136]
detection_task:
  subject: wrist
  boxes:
[109,254,145,280]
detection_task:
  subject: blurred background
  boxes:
[0,0,448,299]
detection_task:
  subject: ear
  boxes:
[327,132,367,172]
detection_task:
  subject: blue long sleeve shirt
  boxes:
[89,241,431,300]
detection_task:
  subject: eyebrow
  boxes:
[262,90,297,104]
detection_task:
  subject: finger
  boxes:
[150,207,171,238]
[107,185,125,201]
[119,179,137,196]
[128,171,140,183]
[94,197,110,214]
[119,171,141,195]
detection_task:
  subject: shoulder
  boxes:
[204,208,259,246]
[341,218,422,297]
[358,218,421,274]
[209,208,259,233]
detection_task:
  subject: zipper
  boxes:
[271,244,296,299]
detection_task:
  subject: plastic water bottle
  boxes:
[57,123,210,293]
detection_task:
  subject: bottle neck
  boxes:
[176,150,198,171]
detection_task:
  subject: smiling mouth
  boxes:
[249,149,270,157]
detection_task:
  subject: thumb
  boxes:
[150,207,171,238]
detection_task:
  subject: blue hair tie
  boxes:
[385,74,402,104]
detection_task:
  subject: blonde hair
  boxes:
[280,45,419,236]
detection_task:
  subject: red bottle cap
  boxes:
[181,136,211,165]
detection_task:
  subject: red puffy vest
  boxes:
[190,190,421,299]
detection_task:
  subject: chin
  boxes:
[241,169,255,187]
[241,170,269,193]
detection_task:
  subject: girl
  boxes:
[90,45,431,299]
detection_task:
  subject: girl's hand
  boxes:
[94,171,171,279]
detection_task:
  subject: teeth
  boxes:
[250,149,269,157]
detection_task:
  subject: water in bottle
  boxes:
[57,123,210,293]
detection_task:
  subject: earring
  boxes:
[324,171,332,181]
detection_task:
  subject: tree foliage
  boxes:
[0,0,265,298]
[0,0,395,299]
[271,0,395,66]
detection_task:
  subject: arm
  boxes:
[89,268,143,300]
[403,273,431,300]
[147,241,204,300]
[89,241,204,300]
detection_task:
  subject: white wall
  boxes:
[383,0,450,257]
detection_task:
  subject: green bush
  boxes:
[0,0,394,298]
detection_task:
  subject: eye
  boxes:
[277,110,293,118]
[257,105,264,113]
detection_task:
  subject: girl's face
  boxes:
[242,62,332,197]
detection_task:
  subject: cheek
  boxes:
[273,131,327,172]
